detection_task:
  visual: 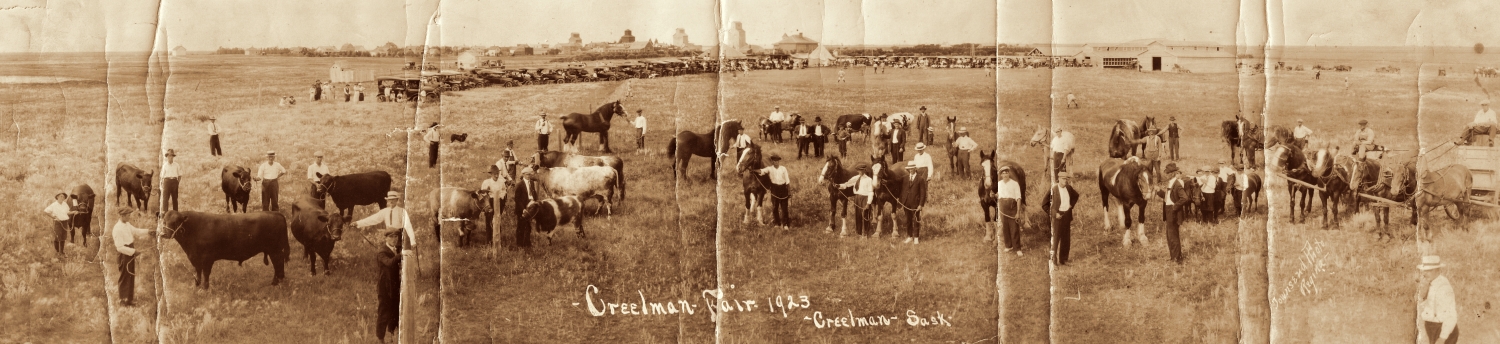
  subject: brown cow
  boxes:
[222,166,252,213]
[115,164,153,210]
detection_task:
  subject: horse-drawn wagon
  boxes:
[1420,142,1500,209]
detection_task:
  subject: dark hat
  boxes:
[117,207,135,216]
[814,117,822,122]
[430,122,439,128]
[267,151,276,156]
[919,106,927,111]
[1057,171,1072,179]
[1164,163,1179,174]
[856,163,871,171]
[998,165,1012,173]
[487,164,500,174]
[383,229,402,238]
[164,149,176,157]
[769,154,782,161]
[1358,119,1368,125]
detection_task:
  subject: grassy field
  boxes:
[152,55,433,343]
[998,68,1052,344]
[1264,60,1424,342]
[1049,67,1243,343]
[0,53,115,343]
[437,74,717,343]
[714,67,1000,342]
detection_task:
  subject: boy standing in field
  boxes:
[633,110,647,153]
[835,123,852,157]
[43,192,75,259]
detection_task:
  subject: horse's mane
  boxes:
[1221,121,1239,141]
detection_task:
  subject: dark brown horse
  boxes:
[561,100,626,153]
[945,117,959,172]
[1098,157,1156,247]
[978,151,998,225]
[1222,119,1263,167]
[1365,160,1416,240]
[669,119,740,181]
[869,158,909,237]
[835,114,871,141]
[1269,144,1317,224]
[736,142,770,225]
[1108,119,1144,159]
[817,155,857,233]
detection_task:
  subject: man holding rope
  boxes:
[112,207,152,306]
[836,164,876,238]
[998,165,1025,256]
[900,165,929,244]
[755,154,792,231]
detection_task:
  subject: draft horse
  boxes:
[562,100,627,153]
[1108,119,1145,159]
[817,155,858,233]
[736,142,770,225]
[669,120,741,182]
[1269,144,1318,224]
[1098,157,1156,247]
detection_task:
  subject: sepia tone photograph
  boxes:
[5,0,1500,343]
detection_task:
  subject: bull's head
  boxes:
[325,213,344,241]
[160,210,185,239]
[142,171,155,193]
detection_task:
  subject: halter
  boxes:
[163,217,188,238]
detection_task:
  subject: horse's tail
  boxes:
[1098,164,1111,211]
[616,161,626,201]
[666,137,677,158]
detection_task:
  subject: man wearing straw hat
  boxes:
[1417,255,1458,344]
[112,207,152,306]
[910,142,935,179]
[899,164,929,244]
[43,192,76,260]
[208,117,222,156]
[953,128,978,177]
[307,151,331,200]
[836,163,876,238]
[1043,169,1079,266]
[535,111,554,152]
[1464,100,1497,146]
[1197,165,1219,224]
[1293,118,1314,150]
[160,149,181,212]
[1161,163,1187,263]
[478,165,510,239]
[998,165,1024,255]
[254,151,287,211]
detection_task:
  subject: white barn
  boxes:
[1080,39,1234,73]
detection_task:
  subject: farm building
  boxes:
[1079,39,1235,73]
[774,33,819,54]
[171,45,187,57]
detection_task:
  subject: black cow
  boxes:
[450,133,468,143]
[69,184,96,246]
[115,164,153,210]
[316,171,393,222]
[222,166,252,213]
[289,197,343,276]
[161,210,290,289]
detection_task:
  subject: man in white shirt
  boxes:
[254,151,288,211]
[352,191,412,342]
[307,151,331,198]
[1353,119,1376,158]
[998,166,1024,255]
[478,166,510,240]
[837,164,876,238]
[1050,128,1075,177]
[1418,255,1459,344]
[535,112,553,151]
[755,154,792,231]
[732,131,753,164]
[424,122,440,168]
[633,110,647,152]
[1293,119,1314,150]
[954,129,979,178]
[43,192,74,258]
[113,207,152,306]
[208,117,222,156]
[768,106,787,144]
[160,149,181,212]
[1198,166,1219,224]
[1465,100,1497,146]
[910,142,935,179]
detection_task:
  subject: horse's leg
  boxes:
[742,192,751,224]
[1135,202,1149,244]
[826,195,836,233]
[755,194,765,225]
[601,131,612,154]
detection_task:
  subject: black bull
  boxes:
[290,197,343,275]
[161,210,290,289]
[316,171,393,221]
[115,163,153,210]
[69,184,96,245]
[222,166,252,213]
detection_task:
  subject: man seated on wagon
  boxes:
[1462,100,1497,146]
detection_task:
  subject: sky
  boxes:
[4,0,1500,52]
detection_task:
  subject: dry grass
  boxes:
[1049,68,1242,343]
[997,68,1052,344]
[715,67,999,342]
[437,74,717,342]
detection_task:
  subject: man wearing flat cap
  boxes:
[112,207,152,306]
[1417,255,1459,344]
[1465,100,1497,146]
[755,154,792,230]
[1161,163,1187,263]
[810,117,830,158]
[160,149,181,212]
[900,164,929,244]
[836,164,877,238]
[1353,119,1376,159]
[254,151,287,211]
[1043,169,1079,265]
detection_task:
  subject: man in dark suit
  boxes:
[900,165,929,244]
[795,116,812,159]
[1043,170,1080,266]
[1166,116,1181,160]
[1161,163,1188,264]
[512,166,540,248]
[811,117,830,158]
[375,229,402,342]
